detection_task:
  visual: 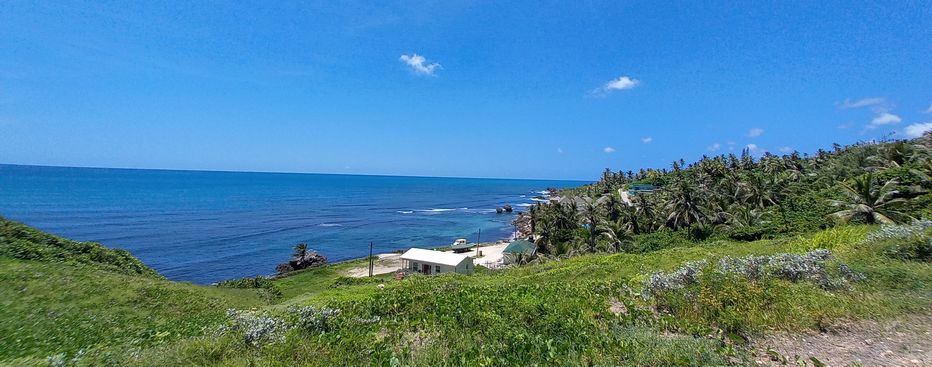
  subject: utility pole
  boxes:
[368,242,373,277]
[476,229,481,257]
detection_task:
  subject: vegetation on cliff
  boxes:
[524,135,931,257]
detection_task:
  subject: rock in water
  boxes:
[286,251,328,272]
[275,263,295,274]
[503,204,513,213]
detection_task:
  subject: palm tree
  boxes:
[828,173,906,224]
[739,172,777,209]
[664,178,706,229]
[727,204,764,227]
[293,242,308,259]
[577,197,605,252]
[910,158,931,185]
[597,218,633,252]
[631,194,658,233]
[867,140,914,169]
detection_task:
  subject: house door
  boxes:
[421,263,431,275]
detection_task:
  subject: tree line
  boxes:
[525,134,932,257]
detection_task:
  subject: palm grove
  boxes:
[524,134,932,257]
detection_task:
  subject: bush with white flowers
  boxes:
[865,219,932,242]
[643,249,865,298]
[219,309,289,348]
[289,305,341,333]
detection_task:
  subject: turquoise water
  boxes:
[0,164,583,283]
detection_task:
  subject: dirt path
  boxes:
[619,189,632,205]
[471,243,509,268]
[753,314,931,366]
[343,253,402,277]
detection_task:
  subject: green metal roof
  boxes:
[503,240,537,255]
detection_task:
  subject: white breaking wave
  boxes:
[397,210,414,214]
[318,223,342,227]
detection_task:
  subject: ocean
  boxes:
[0,164,583,283]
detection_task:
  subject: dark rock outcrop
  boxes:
[277,251,327,274]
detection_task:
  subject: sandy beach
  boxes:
[343,242,510,278]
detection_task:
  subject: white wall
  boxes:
[408,260,473,275]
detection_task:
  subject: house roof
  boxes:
[503,240,537,255]
[400,248,470,266]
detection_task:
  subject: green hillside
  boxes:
[1,217,160,278]
[2,136,930,366]
[0,218,267,366]
[2,218,929,366]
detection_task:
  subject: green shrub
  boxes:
[329,276,384,288]
[720,226,769,241]
[632,229,689,252]
[0,217,160,278]
[216,276,282,300]
[786,225,870,254]
[884,236,932,262]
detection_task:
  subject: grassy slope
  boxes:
[0,216,160,278]
[287,226,930,328]
[122,224,927,366]
[2,215,929,366]
[0,218,267,366]
[271,258,394,309]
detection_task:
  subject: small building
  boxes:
[400,248,474,275]
[628,183,658,195]
[502,239,537,264]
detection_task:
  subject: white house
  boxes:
[400,248,474,275]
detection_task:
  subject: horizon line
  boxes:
[0,163,593,183]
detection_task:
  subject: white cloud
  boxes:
[605,76,639,90]
[399,54,441,75]
[707,143,721,152]
[778,146,794,153]
[592,75,639,95]
[903,122,932,138]
[603,146,616,153]
[748,128,764,137]
[641,137,653,144]
[557,147,564,154]
[838,97,887,109]
[870,112,901,126]
[925,103,932,114]
[745,143,765,155]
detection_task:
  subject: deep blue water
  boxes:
[0,164,583,283]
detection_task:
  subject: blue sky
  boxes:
[1,1,930,180]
